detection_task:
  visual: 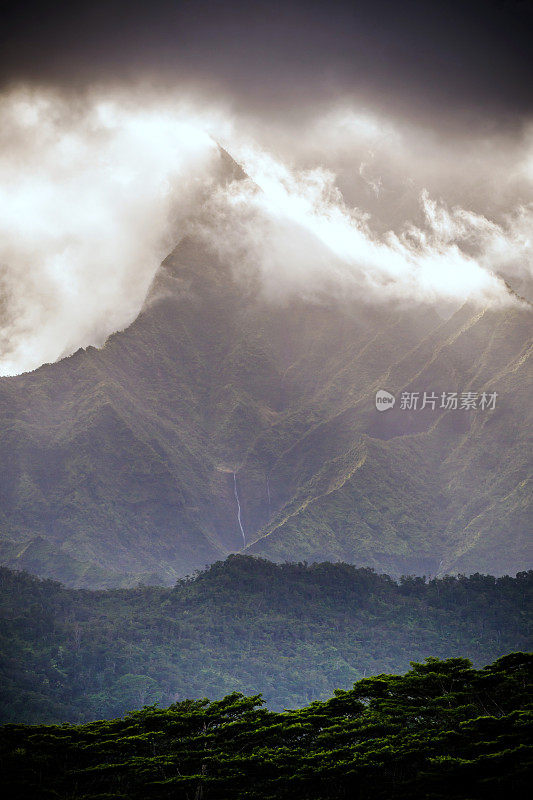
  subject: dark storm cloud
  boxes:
[1,0,532,123]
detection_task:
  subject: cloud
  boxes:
[0,86,531,376]
[0,88,219,375]
[197,145,528,307]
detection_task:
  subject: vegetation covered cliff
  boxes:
[0,232,530,587]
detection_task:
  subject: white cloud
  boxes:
[0,89,219,375]
[0,87,531,376]
[198,147,521,306]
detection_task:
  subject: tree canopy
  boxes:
[1,653,531,799]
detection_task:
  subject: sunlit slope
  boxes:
[248,304,532,574]
[0,235,530,585]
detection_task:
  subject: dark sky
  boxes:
[0,0,532,124]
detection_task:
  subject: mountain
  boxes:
[0,158,531,586]
[0,558,530,723]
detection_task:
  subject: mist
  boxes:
[0,86,531,376]
[0,88,220,375]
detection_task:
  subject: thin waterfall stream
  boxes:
[233,472,246,548]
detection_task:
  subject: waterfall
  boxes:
[233,472,246,548]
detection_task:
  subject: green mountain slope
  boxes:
[0,218,531,585]
[244,300,532,572]
[0,558,530,723]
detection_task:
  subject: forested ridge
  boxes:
[1,653,531,799]
[0,556,531,723]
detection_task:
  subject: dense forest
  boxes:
[0,556,531,723]
[1,653,531,799]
